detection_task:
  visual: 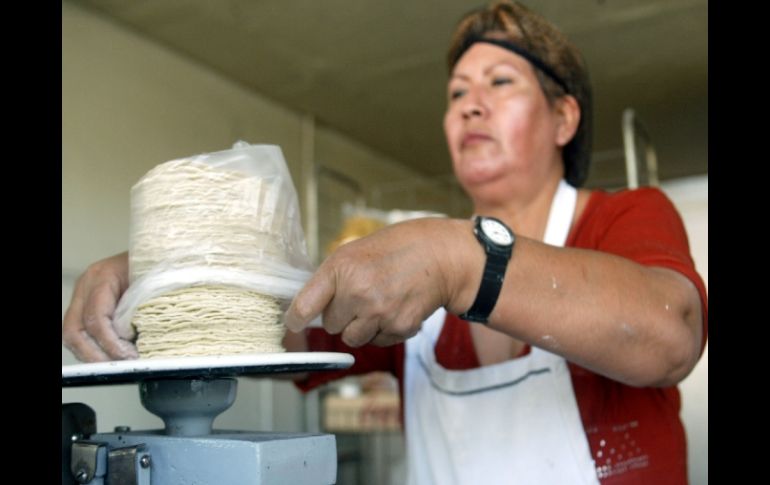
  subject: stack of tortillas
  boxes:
[128,158,288,358]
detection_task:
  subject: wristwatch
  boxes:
[459,216,515,323]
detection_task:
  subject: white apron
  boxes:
[404,180,599,485]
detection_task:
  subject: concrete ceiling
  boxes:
[70,0,708,188]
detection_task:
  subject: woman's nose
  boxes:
[462,105,483,119]
[460,89,487,119]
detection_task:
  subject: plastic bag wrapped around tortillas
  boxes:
[114,141,312,340]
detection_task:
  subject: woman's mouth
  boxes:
[461,132,494,149]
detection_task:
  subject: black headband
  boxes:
[454,35,570,95]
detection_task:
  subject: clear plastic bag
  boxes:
[114,141,312,340]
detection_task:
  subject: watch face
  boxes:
[480,218,514,246]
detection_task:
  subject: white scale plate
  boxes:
[62,352,354,387]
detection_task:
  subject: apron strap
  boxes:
[543,179,577,247]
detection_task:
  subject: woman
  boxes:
[63,2,707,483]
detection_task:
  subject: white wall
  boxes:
[62,0,429,434]
[660,175,708,485]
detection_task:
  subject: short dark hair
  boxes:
[447,1,593,187]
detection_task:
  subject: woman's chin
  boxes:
[456,160,506,186]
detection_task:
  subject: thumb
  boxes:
[284,268,336,332]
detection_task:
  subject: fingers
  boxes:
[284,266,336,333]
[82,278,138,360]
[370,316,422,347]
[65,328,113,362]
[62,300,112,362]
[370,331,405,348]
[61,252,135,363]
[340,317,380,348]
[338,314,422,348]
[321,292,358,335]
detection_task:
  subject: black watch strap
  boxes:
[459,216,515,324]
[459,250,509,323]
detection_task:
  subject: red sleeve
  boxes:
[294,328,404,393]
[568,187,708,353]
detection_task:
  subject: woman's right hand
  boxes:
[62,252,139,362]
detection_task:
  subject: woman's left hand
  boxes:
[284,218,476,347]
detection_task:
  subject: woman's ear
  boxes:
[555,95,581,147]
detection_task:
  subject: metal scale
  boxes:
[62,352,354,485]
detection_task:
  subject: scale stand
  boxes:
[62,352,354,485]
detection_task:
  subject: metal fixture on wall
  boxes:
[622,108,660,188]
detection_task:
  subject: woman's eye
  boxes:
[492,77,513,86]
[449,89,466,100]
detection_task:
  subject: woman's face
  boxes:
[444,42,567,203]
